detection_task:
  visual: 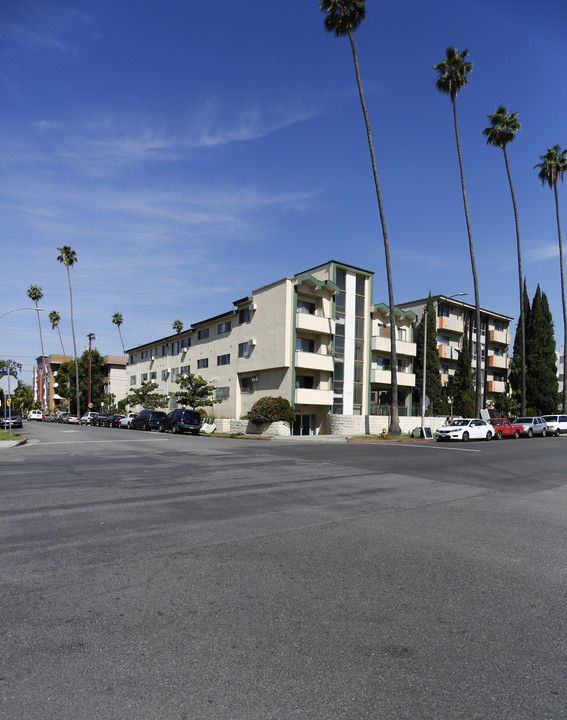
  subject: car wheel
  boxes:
[144,423,150,431]
[556,429,561,437]
[159,424,165,433]
[496,430,503,440]
[514,430,520,439]
[462,431,469,442]
[486,431,492,441]
[527,428,533,438]
[542,428,547,438]
[191,430,199,436]
[172,423,180,434]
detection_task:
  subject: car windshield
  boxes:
[542,416,556,422]
[516,418,532,423]
[450,420,470,427]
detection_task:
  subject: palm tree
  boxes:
[535,145,567,412]
[172,319,183,334]
[48,310,67,358]
[57,246,81,419]
[320,0,401,434]
[27,284,47,408]
[112,312,126,353]
[433,47,482,416]
[483,106,526,415]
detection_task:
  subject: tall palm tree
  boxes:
[320,0,400,434]
[27,284,47,408]
[57,246,81,419]
[483,106,526,415]
[433,47,482,416]
[535,145,567,412]
[112,312,126,353]
[172,319,183,334]
[48,310,67,358]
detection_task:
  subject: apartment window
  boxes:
[171,341,180,356]
[215,386,229,400]
[440,364,449,375]
[150,371,157,380]
[130,354,137,364]
[161,370,168,381]
[161,344,168,357]
[141,373,148,382]
[198,328,209,340]
[296,337,315,353]
[150,347,157,357]
[171,368,179,381]
[180,365,190,375]
[239,307,251,324]
[437,334,450,345]
[217,354,230,366]
[197,358,208,369]
[297,299,316,315]
[217,321,231,334]
[181,337,191,349]
[438,305,450,318]
[238,341,251,358]
[241,377,253,393]
[130,375,137,385]
[295,375,314,389]
[141,350,149,360]
[397,327,407,342]
[377,357,390,370]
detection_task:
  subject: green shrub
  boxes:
[248,396,296,426]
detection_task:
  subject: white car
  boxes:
[119,412,138,429]
[27,409,44,421]
[80,412,99,425]
[436,418,493,442]
[541,415,567,437]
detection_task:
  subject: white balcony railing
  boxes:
[295,351,334,372]
[294,388,334,406]
[296,313,335,335]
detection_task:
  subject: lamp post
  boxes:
[0,307,44,320]
[87,333,96,411]
[421,292,469,432]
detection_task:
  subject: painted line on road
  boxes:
[30,438,170,446]
[380,442,481,452]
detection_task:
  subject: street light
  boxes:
[0,307,44,319]
[421,292,469,432]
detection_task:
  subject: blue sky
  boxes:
[2,0,566,385]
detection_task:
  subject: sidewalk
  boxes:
[0,437,27,450]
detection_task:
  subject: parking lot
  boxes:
[1,422,567,719]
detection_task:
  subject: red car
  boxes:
[488,418,523,440]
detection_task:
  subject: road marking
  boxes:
[380,442,481,452]
[28,438,170,446]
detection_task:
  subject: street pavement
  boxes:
[1,422,566,719]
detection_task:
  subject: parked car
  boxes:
[80,412,100,425]
[541,414,567,436]
[56,413,71,423]
[45,414,58,423]
[1,411,23,429]
[436,418,493,442]
[102,414,124,428]
[27,409,45,421]
[66,415,79,424]
[488,417,523,440]
[119,412,138,429]
[131,410,166,431]
[515,416,548,438]
[158,409,202,435]
[92,414,108,427]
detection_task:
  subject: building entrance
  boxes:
[293,413,317,436]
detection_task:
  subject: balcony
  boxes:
[295,351,334,372]
[438,316,464,333]
[489,329,511,345]
[372,335,416,357]
[488,355,507,369]
[296,313,335,335]
[488,380,506,394]
[294,388,334,406]
[371,369,416,387]
[439,345,458,360]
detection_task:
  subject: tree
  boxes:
[535,145,567,412]
[124,381,169,411]
[112,312,126,354]
[447,320,475,417]
[320,0,400,435]
[415,294,447,415]
[170,372,222,410]
[525,286,558,414]
[249,396,296,426]
[509,281,530,401]
[48,310,67,358]
[57,349,106,414]
[12,382,34,415]
[57,246,81,419]
[172,319,183,334]
[0,360,22,408]
[27,284,47,408]
[483,105,526,415]
[433,48,481,416]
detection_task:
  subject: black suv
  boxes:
[131,410,166,431]
[158,409,202,435]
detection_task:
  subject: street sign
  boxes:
[0,375,14,393]
[0,368,8,375]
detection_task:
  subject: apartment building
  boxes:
[557,346,565,400]
[126,261,373,435]
[397,295,513,407]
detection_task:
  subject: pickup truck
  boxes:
[488,417,523,439]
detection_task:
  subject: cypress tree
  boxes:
[526,286,558,413]
[448,320,475,416]
[509,280,530,399]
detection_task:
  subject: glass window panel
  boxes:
[336,268,346,291]
[354,361,363,382]
[336,292,346,314]
[356,274,365,296]
[355,295,364,317]
[353,384,363,405]
[355,317,365,340]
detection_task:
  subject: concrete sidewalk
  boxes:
[0,437,27,450]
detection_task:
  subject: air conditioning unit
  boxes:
[250,338,257,346]
[251,376,259,383]
[250,303,257,311]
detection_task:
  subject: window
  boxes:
[150,347,157,357]
[297,299,316,315]
[215,386,229,399]
[238,341,250,358]
[356,274,365,296]
[241,377,253,393]
[141,350,149,360]
[397,327,407,342]
[217,321,231,334]
[217,354,230,366]
[296,337,315,353]
[239,307,251,324]
[130,375,137,385]
[171,341,180,356]
[197,358,208,369]
[150,371,157,380]
[295,375,314,389]
[181,337,191,349]
[130,354,137,364]
[161,344,168,357]
[180,365,190,375]
[376,357,390,370]
[336,268,346,291]
[161,370,168,381]
[171,367,179,381]
[141,373,148,382]
[198,328,209,340]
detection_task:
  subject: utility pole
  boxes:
[87,333,96,410]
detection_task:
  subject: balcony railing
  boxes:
[295,351,334,372]
[294,388,334,406]
[438,316,464,333]
[372,335,416,357]
[295,313,335,335]
[371,368,415,387]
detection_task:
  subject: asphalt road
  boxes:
[1,423,566,719]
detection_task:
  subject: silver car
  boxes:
[515,417,548,438]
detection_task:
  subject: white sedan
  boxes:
[436,418,493,442]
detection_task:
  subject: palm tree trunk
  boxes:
[451,96,482,416]
[57,326,67,358]
[502,146,526,416]
[118,327,125,354]
[66,267,81,419]
[554,183,567,411]
[347,30,400,435]
[35,303,47,409]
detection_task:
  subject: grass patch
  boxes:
[0,429,22,441]
[347,433,414,442]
